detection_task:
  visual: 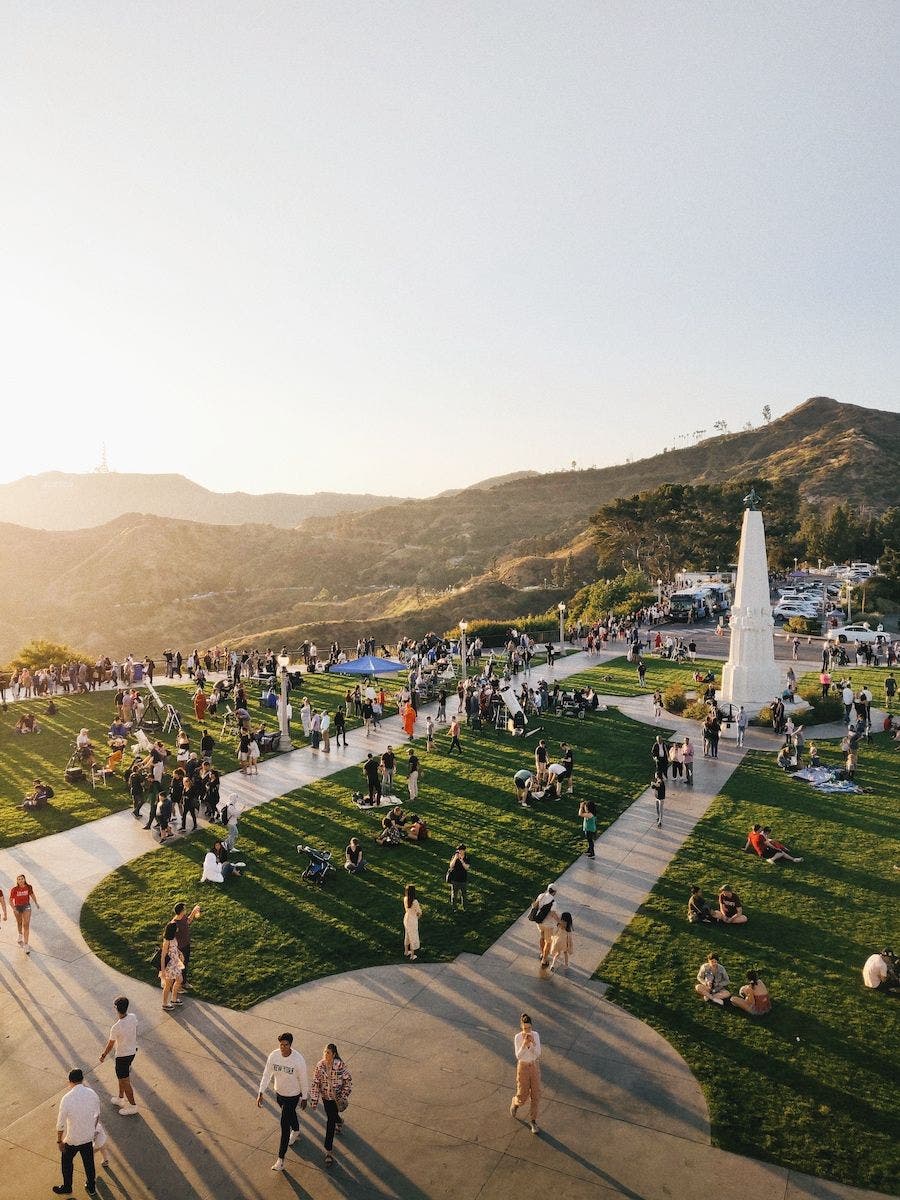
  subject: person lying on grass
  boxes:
[744,824,802,864]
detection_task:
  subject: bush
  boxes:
[444,615,556,645]
[797,685,844,725]
[662,683,687,713]
[785,617,819,635]
[684,699,710,721]
[755,704,774,726]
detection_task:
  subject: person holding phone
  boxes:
[509,1014,542,1134]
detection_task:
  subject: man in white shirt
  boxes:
[99,995,139,1115]
[54,1067,101,1195]
[509,1013,542,1134]
[532,884,559,968]
[257,1032,309,1172]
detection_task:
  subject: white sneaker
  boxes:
[288,1131,299,1146]
[530,1121,539,1134]
[16,937,23,946]
[110,1096,125,1105]
[271,1158,284,1172]
[119,1104,139,1116]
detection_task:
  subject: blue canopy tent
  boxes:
[328,654,407,676]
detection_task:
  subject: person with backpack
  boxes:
[530,885,559,967]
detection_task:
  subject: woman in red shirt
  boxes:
[9,873,39,954]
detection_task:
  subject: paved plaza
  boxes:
[0,649,892,1199]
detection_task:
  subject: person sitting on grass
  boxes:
[861,948,900,993]
[695,952,731,1005]
[388,805,408,833]
[776,741,797,772]
[726,969,771,1015]
[406,814,429,842]
[200,841,245,882]
[14,712,40,734]
[745,824,802,864]
[715,886,748,925]
[344,838,366,873]
[375,816,401,847]
[21,779,53,811]
[687,885,719,924]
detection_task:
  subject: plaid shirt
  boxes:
[310,1057,352,1107]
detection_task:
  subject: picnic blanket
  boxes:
[793,767,834,785]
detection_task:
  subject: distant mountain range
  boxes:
[0,397,896,660]
[0,472,406,530]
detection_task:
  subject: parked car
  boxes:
[773,601,820,622]
[826,622,891,645]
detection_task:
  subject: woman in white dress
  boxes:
[403,884,422,961]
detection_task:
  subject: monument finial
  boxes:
[743,486,760,510]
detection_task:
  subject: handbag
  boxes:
[337,1097,349,1113]
[147,946,162,971]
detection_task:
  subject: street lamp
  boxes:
[558,601,566,652]
[276,654,292,750]
[459,620,468,684]
[657,578,663,606]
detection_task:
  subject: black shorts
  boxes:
[115,1053,136,1079]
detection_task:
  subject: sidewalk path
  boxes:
[0,650,890,1200]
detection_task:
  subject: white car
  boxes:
[773,601,819,621]
[826,622,891,645]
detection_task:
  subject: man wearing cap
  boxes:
[446,845,470,909]
[509,1013,542,1134]
[532,884,559,967]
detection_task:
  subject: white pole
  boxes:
[460,625,468,684]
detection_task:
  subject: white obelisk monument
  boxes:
[720,492,783,714]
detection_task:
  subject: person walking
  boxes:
[548,911,574,973]
[53,1067,101,1196]
[406,748,420,801]
[362,754,382,805]
[509,1014,542,1135]
[333,706,348,747]
[446,845,470,909]
[651,771,666,828]
[447,715,463,755]
[257,1032,309,1172]
[560,742,574,794]
[532,884,559,967]
[309,1043,352,1169]
[402,884,422,960]
[320,710,331,753]
[380,746,396,795]
[578,800,597,858]
[651,735,669,778]
[9,872,39,953]
[99,996,140,1116]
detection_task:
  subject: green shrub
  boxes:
[684,699,710,720]
[444,615,557,644]
[662,683,686,713]
[785,616,819,635]
[755,704,774,726]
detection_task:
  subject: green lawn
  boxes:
[798,666,900,711]
[596,736,900,1195]
[0,672,408,849]
[563,655,724,697]
[81,708,658,1010]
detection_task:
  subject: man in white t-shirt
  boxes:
[54,1068,101,1195]
[532,885,559,967]
[257,1032,309,1172]
[99,995,139,1115]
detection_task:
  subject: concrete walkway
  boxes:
[0,649,891,1200]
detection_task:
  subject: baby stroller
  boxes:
[297,844,332,885]
[64,751,85,784]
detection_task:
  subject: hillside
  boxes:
[0,398,896,659]
[0,472,406,530]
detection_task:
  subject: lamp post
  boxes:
[276,654,292,749]
[558,601,566,652]
[657,578,663,606]
[459,620,468,684]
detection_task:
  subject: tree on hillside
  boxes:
[821,505,854,564]
[8,639,94,671]
[590,479,801,578]
[762,404,772,423]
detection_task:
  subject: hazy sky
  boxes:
[2,2,897,498]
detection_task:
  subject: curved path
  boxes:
[0,650,890,1200]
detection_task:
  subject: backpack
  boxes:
[529,899,554,924]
